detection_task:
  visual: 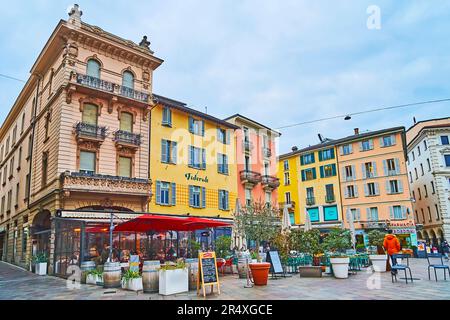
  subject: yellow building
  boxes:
[149,95,239,219]
[278,143,343,230]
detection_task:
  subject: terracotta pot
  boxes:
[249,263,271,286]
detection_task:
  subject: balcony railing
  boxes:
[76,74,114,92]
[114,130,141,147]
[306,197,316,206]
[243,140,253,151]
[75,122,107,141]
[76,73,149,103]
[261,175,280,189]
[240,170,262,185]
[263,147,272,158]
[325,194,336,203]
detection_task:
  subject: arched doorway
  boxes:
[438,229,445,244]
[31,210,51,258]
[430,229,438,248]
[423,230,430,245]
[417,231,423,241]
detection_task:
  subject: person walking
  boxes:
[441,240,450,261]
[383,230,401,274]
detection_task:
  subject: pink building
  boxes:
[225,114,281,208]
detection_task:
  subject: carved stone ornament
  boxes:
[142,70,150,82]
[139,36,151,50]
[100,198,114,208]
[78,141,100,151]
[65,85,77,104]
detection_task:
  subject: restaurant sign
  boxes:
[185,173,209,183]
[391,228,416,235]
[389,220,415,228]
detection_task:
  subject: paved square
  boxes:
[0,259,449,300]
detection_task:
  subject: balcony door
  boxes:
[86,59,100,79]
[82,104,98,126]
[120,112,133,132]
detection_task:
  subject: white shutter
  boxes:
[398,180,403,193]
[349,144,353,154]
[361,164,366,179]
[379,137,384,148]
[344,187,349,198]
[386,180,391,194]
[401,206,407,219]
[364,184,369,196]
[395,158,401,174]
[389,206,394,219]
[359,141,363,151]
[383,160,388,176]
[354,185,359,197]
[352,165,356,180]
[369,139,374,150]
[366,208,371,221]
[339,146,344,155]
[391,134,396,145]
[372,162,378,177]
[375,182,380,195]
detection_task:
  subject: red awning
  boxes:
[113,214,232,232]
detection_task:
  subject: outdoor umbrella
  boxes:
[281,205,292,234]
[346,208,356,250]
[304,209,313,232]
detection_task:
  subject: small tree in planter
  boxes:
[214,236,232,258]
[121,269,143,292]
[322,229,352,279]
[367,230,388,272]
[32,252,48,276]
[234,201,281,286]
[290,229,324,277]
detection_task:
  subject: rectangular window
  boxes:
[427,158,431,171]
[441,136,449,145]
[392,206,404,220]
[28,135,32,159]
[283,160,289,171]
[5,137,9,154]
[360,139,373,151]
[381,135,395,147]
[245,188,252,207]
[365,182,378,196]
[189,146,206,169]
[300,153,315,165]
[389,180,399,193]
[21,113,25,134]
[435,204,440,221]
[9,157,14,178]
[285,192,291,204]
[284,172,290,185]
[217,153,228,174]
[217,128,227,144]
[15,183,19,207]
[414,168,418,179]
[189,186,205,208]
[82,104,98,126]
[424,140,427,150]
[2,166,7,185]
[25,174,30,200]
[41,153,48,187]
[301,168,316,181]
[417,145,421,156]
[0,145,3,163]
[7,190,12,213]
[420,163,424,176]
[1,196,5,215]
[319,148,334,161]
[325,184,334,202]
[385,158,399,176]
[350,208,361,221]
[79,151,96,174]
[445,155,450,167]
[412,190,416,201]
[306,187,314,205]
[219,190,229,210]
[363,162,376,178]
[346,185,356,198]
[341,144,352,155]
[161,139,177,164]
[427,206,432,222]
[118,156,132,178]
[431,181,435,194]
[409,172,413,183]
[368,207,379,221]
[344,165,355,180]
[424,184,428,198]
[412,151,415,161]
[120,112,133,132]
[188,117,204,136]
[17,147,22,171]
[155,181,176,206]
[418,187,422,200]
[320,164,337,178]
[162,107,172,126]
[12,125,17,145]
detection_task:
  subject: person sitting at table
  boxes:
[89,246,102,266]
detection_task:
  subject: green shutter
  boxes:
[320,166,325,178]
[312,168,317,179]
[300,156,304,165]
[188,117,194,133]
[318,151,323,162]
[301,170,306,181]
[171,183,176,205]
[189,186,194,207]
[330,148,335,159]
[156,181,161,204]
[331,164,336,176]
[201,187,206,208]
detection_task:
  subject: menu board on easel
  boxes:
[197,251,220,298]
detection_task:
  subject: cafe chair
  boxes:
[426,253,450,281]
[222,257,235,275]
[391,254,413,284]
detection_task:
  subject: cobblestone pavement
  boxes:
[1,259,449,300]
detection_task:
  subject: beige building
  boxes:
[0,5,162,275]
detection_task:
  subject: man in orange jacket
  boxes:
[383,230,401,274]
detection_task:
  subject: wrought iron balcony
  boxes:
[240,170,262,186]
[261,175,280,189]
[114,130,141,148]
[120,86,149,103]
[76,74,114,92]
[243,140,253,152]
[263,147,272,158]
[75,122,107,142]
[306,197,316,206]
[325,194,336,203]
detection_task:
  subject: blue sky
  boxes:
[1,1,449,154]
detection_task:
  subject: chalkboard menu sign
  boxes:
[197,251,221,297]
[266,250,283,274]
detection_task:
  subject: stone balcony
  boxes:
[261,175,280,190]
[240,170,262,188]
[60,171,152,197]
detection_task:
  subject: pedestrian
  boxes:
[383,230,401,275]
[441,240,450,261]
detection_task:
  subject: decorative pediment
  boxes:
[79,96,103,115]
[439,147,450,154]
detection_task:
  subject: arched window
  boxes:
[82,104,98,126]
[120,112,133,132]
[86,59,101,79]
[122,71,134,89]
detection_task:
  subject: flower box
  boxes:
[298,266,323,278]
[121,277,143,292]
[87,274,103,285]
[159,268,189,295]
[35,262,47,276]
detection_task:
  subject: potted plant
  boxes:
[290,229,324,277]
[32,252,48,276]
[323,229,352,279]
[367,230,388,272]
[214,236,232,259]
[121,269,143,292]
[86,269,103,286]
[158,259,189,295]
[234,201,280,286]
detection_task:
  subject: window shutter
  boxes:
[339,146,344,155]
[332,164,336,176]
[391,134,396,145]
[312,168,317,179]
[342,167,347,181]
[372,162,378,177]
[202,149,206,169]
[366,208,371,221]
[401,206,407,219]
[217,128,221,143]
[311,153,315,163]
[301,170,306,182]
[330,148,335,159]
[224,155,228,174]
[201,120,205,136]
[398,180,403,193]
[375,182,380,195]
[201,187,206,208]
[225,191,229,210]
[300,156,304,166]
[386,180,391,194]
[226,130,231,145]
[383,160,388,176]
[389,206,394,219]
[369,139,374,149]
[171,142,177,164]
[349,144,353,154]
[318,151,323,162]
[156,181,161,204]
[356,209,361,221]
[188,146,193,166]
[395,158,400,174]
[168,108,172,125]
[319,166,324,178]
[218,191,222,210]
[189,186,194,206]
[379,137,384,148]
[170,183,176,205]
[344,187,349,198]
[359,141,363,151]
[217,154,222,173]
[188,117,194,133]
[364,184,369,196]
[161,140,168,163]
[354,185,359,197]
[351,165,356,180]
[361,164,366,179]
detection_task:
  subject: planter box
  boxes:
[35,263,47,276]
[86,274,103,285]
[159,268,189,295]
[121,277,143,292]
[298,266,322,278]
[330,257,350,279]
[369,254,388,272]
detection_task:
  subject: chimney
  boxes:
[292,146,298,152]
[354,128,359,135]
